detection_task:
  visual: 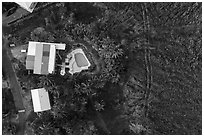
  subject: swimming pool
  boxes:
[67,48,91,75]
[74,53,89,67]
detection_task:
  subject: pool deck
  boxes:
[67,48,91,75]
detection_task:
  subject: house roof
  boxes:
[26,41,65,75]
[27,41,36,55]
[26,55,35,70]
[16,2,37,13]
[31,88,51,112]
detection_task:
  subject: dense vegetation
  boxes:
[2,2,18,14]
[3,2,202,135]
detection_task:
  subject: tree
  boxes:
[2,88,18,135]
[30,27,55,42]
[121,2,202,135]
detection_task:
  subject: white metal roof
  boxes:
[48,45,56,74]
[16,2,36,13]
[27,41,36,56]
[26,41,65,75]
[31,88,51,112]
[55,43,66,50]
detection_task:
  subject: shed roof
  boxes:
[31,88,51,112]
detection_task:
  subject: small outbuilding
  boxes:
[31,88,51,112]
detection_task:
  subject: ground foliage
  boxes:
[4,2,202,135]
[2,85,18,135]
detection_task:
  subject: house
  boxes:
[16,2,37,13]
[26,41,66,75]
[31,88,51,112]
[66,48,91,75]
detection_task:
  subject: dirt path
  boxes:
[2,4,55,134]
[2,35,26,135]
[2,8,29,26]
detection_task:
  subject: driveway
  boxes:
[2,35,26,135]
[2,7,29,26]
